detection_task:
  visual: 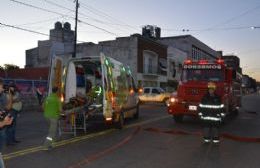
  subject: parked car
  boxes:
[138,87,170,105]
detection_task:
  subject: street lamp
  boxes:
[251,26,260,30]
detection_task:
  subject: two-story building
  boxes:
[25,23,221,91]
[77,34,168,88]
[158,35,219,61]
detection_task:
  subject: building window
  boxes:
[148,58,153,73]
[143,50,158,74]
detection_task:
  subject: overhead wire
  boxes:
[42,0,131,27]
[78,1,140,32]
[162,4,260,33]
[14,11,74,32]
[10,0,119,36]
[164,25,260,32]
[0,22,86,43]
[14,16,63,27]
[0,21,138,50]
[10,0,70,17]
[205,3,260,31]
[40,0,127,35]
[0,22,49,36]
[13,0,260,34]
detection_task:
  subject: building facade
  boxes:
[78,34,168,88]
[25,23,222,90]
[166,47,187,91]
[158,35,219,60]
[26,22,74,68]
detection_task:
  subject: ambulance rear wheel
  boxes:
[115,113,124,129]
[173,115,183,123]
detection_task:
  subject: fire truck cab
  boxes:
[167,59,241,122]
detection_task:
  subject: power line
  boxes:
[0,22,49,36]
[10,0,119,36]
[42,0,74,12]
[191,25,257,32]
[15,16,62,27]
[10,0,69,17]
[206,4,260,30]
[163,25,260,33]
[41,0,127,34]
[79,2,140,32]
[42,0,130,27]
[78,21,118,36]
[11,11,73,32]
[1,22,137,50]
[0,22,86,43]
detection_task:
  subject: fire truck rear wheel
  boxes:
[173,115,183,123]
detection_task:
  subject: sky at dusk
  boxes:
[0,0,260,81]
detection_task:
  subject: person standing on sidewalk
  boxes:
[0,116,12,168]
[0,78,13,168]
[6,83,22,145]
[198,82,225,144]
[43,87,61,150]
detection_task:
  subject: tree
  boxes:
[3,64,20,71]
[0,66,4,71]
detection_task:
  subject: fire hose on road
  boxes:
[144,127,260,143]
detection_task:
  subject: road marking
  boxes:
[4,115,171,160]
[68,127,142,168]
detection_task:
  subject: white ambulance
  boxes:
[48,53,139,129]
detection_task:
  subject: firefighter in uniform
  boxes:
[198,82,225,143]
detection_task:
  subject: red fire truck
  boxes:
[167,59,241,122]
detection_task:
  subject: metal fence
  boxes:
[3,79,48,96]
[3,79,48,111]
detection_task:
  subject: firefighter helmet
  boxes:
[207,82,216,90]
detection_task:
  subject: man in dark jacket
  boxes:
[198,82,225,143]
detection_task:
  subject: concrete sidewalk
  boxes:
[3,109,48,154]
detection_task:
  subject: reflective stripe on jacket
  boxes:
[198,92,224,122]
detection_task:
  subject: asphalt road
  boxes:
[4,94,260,168]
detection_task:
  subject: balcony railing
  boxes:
[143,64,157,74]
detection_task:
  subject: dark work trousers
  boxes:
[0,128,6,168]
[6,109,18,144]
[203,121,220,139]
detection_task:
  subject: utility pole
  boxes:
[73,0,79,58]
